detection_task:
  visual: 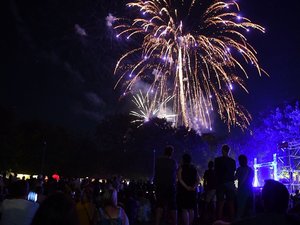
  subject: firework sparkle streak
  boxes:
[130,91,176,126]
[114,0,267,132]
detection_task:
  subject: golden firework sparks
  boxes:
[114,0,267,133]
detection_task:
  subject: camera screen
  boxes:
[28,192,38,202]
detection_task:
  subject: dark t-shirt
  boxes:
[203,169,217,190]
[154,156,177,190]
[180,164,198,187]
[236,166,254,192]
[177,164,198,209]
[214,156,236,185]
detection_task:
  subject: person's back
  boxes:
[0,180,39,225]
[203,161,217,223]
[236,166,253,191]
[30,192,79,225]
[76,188,98,225]
[154,145,178,225]
[99,207,126,225]
[203,162,217,192]
[235,155,254,219]
[99,188,129,225]
[180,164,197,187]
[1,198,39,225]
[215,156,236,185]
[236,155,253,192]
[214,144,236,221]
[177,153,199,225]
[154,156,177,189]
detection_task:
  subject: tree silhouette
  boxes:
[232,101,300,161]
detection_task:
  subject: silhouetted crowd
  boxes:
[0,174,156,225]
[0,144,300,225]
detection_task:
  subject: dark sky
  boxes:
[239,0,300,114]
[1,0,300,133]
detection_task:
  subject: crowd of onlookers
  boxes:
[0,173,156,225]
[0,144,300,225]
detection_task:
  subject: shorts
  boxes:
[216,182,235,201]
[205,189,216,203]
[156,187,177,210]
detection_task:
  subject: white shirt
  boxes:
[0,199,39,225]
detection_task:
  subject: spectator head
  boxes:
[164,145,174,157]
[9,180,29,199]
[30,192,79,225]
[221,144,230,156]
[182,153,192,164]
[208,161,214,169]
[102,188,118,207]
[238,154,248,167]
[262,180,289,214]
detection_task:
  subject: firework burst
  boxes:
[130,91,176,126]
[114,0,267,132]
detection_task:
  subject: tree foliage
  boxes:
[235,101,300,161]
[0,106,219,178]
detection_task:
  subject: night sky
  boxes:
[1,0,300,133]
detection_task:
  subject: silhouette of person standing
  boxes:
[177,153,199,225]
[214,144,236,221]
[154,145,178,225]
[235,154,254,219]
[203,160,217,222]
